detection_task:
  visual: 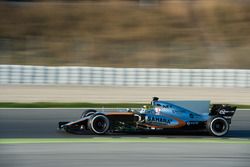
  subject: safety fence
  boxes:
[0,65,249,88]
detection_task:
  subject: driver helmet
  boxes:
[140,105,149,114]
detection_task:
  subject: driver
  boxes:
[139,105,151,114]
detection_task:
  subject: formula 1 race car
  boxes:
[58,97,237,137]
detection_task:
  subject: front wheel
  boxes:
[88,114,110,135]
[207,117,229,137]
[81,109,97,118]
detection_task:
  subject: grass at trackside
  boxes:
[0,102,249,109]
[229,105,250,109]
[0,138,250,144]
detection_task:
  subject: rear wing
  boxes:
[210,104,237,117]
[210,104,237,124]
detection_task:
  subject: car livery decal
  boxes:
[145,115,172,124]
[144,114,186,128]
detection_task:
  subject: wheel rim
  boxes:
[90,115,109,134]
[210,117,229,136]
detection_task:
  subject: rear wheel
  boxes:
[88,114,110,135]
[207,117,229,137]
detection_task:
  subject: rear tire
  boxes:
[88,114,110,135]
[207,117,229,137]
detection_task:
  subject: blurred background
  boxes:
[1,0,250,69]
[0,0,250,104]
[1,3,250,167]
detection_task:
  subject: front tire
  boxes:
[88,114,110,135]
[81,109,97,118]
[207,117,229,137]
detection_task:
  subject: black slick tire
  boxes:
[81,109,97,118]
[207,116,229,137]
[88,114,110,135]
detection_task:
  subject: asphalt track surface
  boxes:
[0,109,250,138]
[1,143,250,167]
[0,109,250,167]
